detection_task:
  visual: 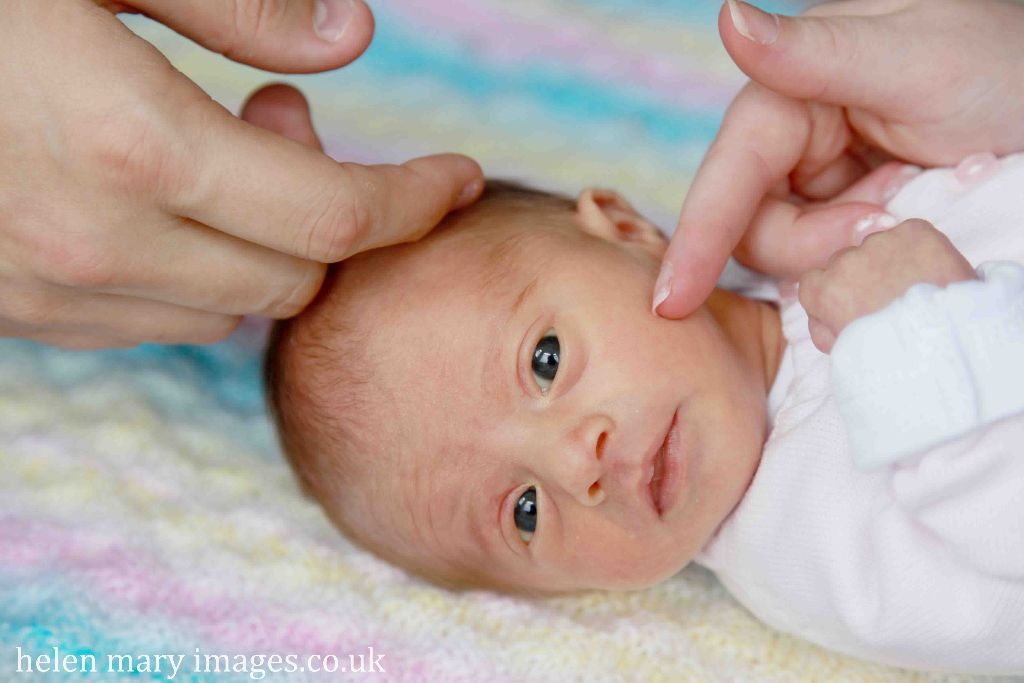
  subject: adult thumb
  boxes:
[720,0,920,112]
[120,0,374,74]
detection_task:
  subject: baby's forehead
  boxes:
[344,207,572,317]
[443,207,580,279]
[443,204,571,256]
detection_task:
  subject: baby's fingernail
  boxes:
[314,0,356,43]
[726,0,780,46]
[955,152,999,187]
[652,262,674,315]
[883,164,922,202]
[852,212,899,244]
[455,178,484,209]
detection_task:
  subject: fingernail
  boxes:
[314,0,356,43]
[852,212,899,244]
[455,178,484,209]
[882,165,923,202]
[652,261,674,315]
[726,0,780,46]
[955,152,999,187]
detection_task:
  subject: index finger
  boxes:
[165,100,484,263]
[655,82,811,318]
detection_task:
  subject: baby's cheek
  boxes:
[581,532,686,591]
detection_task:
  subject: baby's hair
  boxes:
[262,179,572,591]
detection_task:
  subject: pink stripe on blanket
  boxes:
[1,516,510,679]
[0,517,383,652]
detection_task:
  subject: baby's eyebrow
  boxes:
[479,273,540,408]
[509,275,539,317]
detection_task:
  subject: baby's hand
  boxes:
[798,219,977,353]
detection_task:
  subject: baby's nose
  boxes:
[552,413,612,507]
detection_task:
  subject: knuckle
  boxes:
[300,177,370,262]
[826,245,856,269]
[77,105,184,199]
[800,16,864,103]
[743,146,775,196]
[859,229,888,248]
[832,257,862,281]
[814,21,848,100]
[395,162,446,240]
[224,0,280,58]
[31,234,118,289]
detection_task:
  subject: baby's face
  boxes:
[345,202,770,593]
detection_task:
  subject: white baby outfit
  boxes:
[694,154,1024,675]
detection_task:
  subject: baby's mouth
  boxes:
[647,409,682,518]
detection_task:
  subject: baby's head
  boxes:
[264,181,773,595]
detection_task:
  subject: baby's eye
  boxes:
[514,487,538,543]
[531,332,560,394]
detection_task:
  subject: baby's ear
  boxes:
[575,189,667,256]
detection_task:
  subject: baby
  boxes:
[264,160,1024,674]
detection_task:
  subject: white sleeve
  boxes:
[830,261,1024,470]
[888,411,1024,581]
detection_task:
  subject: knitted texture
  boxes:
[1,1,1013,680]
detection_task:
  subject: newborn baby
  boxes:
[264,159,1024,674]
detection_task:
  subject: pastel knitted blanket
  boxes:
[1,1,1017,680]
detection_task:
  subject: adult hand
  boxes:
[0,0,484,349]
[655,0,1024,318]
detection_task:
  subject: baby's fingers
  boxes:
[798,270,842,353]
[807,315,837,354]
